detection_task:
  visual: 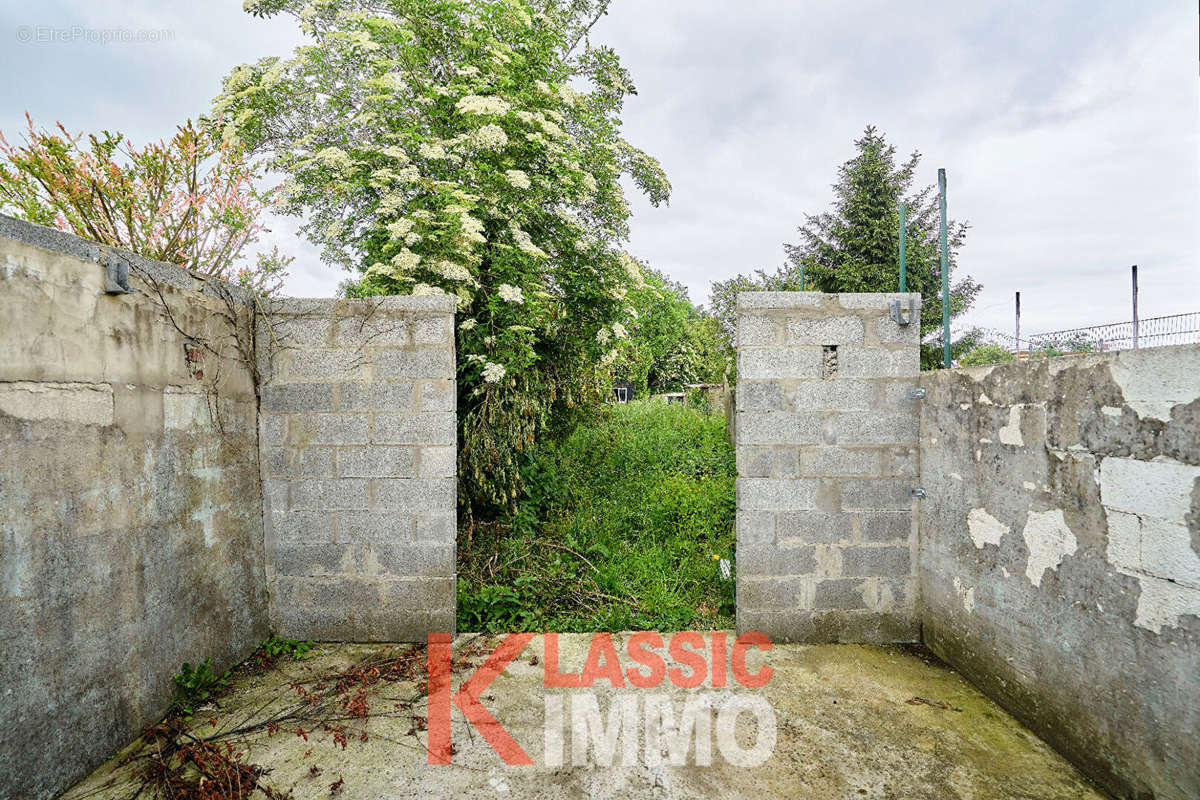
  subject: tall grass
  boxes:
[457,400,736,632]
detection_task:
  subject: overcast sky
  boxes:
[2,1,1197,336]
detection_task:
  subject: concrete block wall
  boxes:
[919,345,1200,800]
[258,296,457,641]
[5,208,1196,800]
[734,292,922,642]
[0,215,269,800]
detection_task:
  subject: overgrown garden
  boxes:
[0,0,996,635]
[457,399,736,632]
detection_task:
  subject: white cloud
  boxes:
[1,0,1195,321]
[597,0,1199,333]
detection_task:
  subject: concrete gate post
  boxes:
[257,296,457,641]
[734,292,922,642]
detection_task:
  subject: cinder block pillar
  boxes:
[257,296,457,641]
[735,292,921,642]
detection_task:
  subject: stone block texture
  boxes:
[258,296,457,642]
[735,292,921,643]
[918,345,1200,800]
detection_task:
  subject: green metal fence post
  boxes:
[800,262,806,291]
[938,169,951,368]
[898,201,907,292]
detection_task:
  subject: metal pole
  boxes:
[800,262,806,292]
[898,201,907,292]
[1131,265,1139,349]
[938,168,951,368]
[1015,291,1020,354]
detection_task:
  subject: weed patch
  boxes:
[252,637,315,670]
[101,640,498,800]
[457,400,736,631]
[172,659,231,719]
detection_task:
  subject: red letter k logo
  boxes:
[428,633,535,765]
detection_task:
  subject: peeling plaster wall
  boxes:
[0,217,269,800]
[919,346,1200,799]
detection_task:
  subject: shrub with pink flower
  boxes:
[0,113,288,295]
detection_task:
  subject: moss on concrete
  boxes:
[63,635,1105,800]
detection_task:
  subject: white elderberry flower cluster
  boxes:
[504,169,531,189]
[386,218,414,239]
[436,260,472,283]
[497,283,524,304]
[379,193,405,215]
[482,361,507,383]
[370,73,406,92]
[391,249,420,271]
[456,95,510,116]
[471,124,508,150]
[379,145,409,162]
[619,252,645,286]
[459,214,486,244]
[418,142,448,160]
[315,147,353,172]
[510,226,546,258]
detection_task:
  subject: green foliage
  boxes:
[788,126,980,339]
[707,273,764,345]
[621,267,731,396]
[172,658,230,718]
[1026,337,1094,360]
[1029,345,1062,359]
[922,328,987,370]
[1027,338,1094,359]
[457,400,736,631]
[709,126,981,369]
[958,343,1016,366]
[0,115,286,294]
[216,0,670,515]
[257,636,314,662]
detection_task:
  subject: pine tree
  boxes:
[785,126,980,366]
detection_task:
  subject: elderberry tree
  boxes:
[216,0,670,513]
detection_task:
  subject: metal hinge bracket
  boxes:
[890,297,915,326]
[909,487,926,499]
[907,387,926,400]
[104,251,136,295]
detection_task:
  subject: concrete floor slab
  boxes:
[63,634,1105,799]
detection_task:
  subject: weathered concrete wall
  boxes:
[735,292,922,643]
[0,215,269,800]
[919,346,1200,799]
[258,296,457,641]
